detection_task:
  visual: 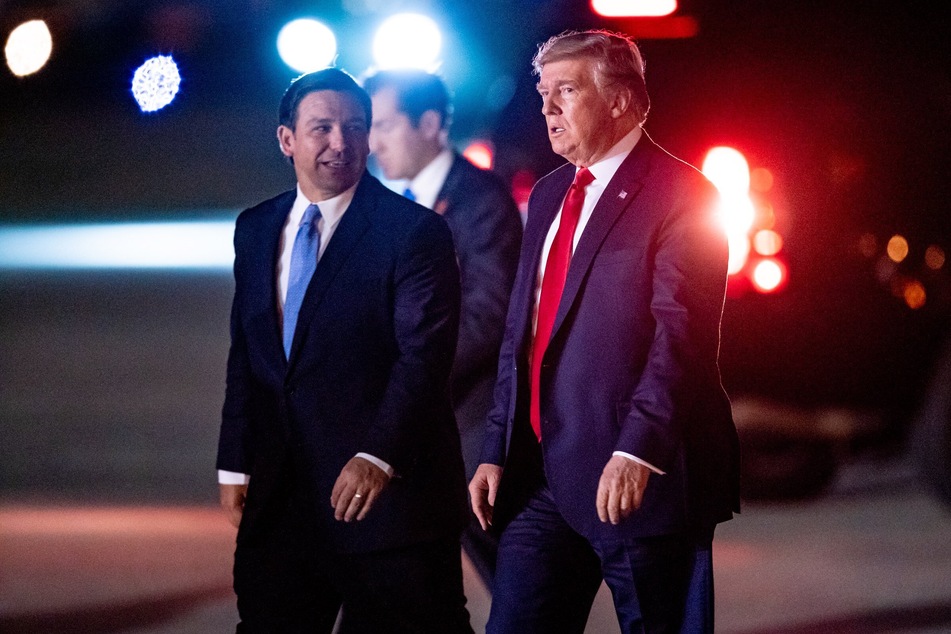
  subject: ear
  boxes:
[418,110,444,141]
[609,86,632,120]
[277,125,294,158]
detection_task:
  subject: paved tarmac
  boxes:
[3,457,951,634]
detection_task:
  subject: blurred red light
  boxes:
[511,169,536,216]
[463,141,493,170]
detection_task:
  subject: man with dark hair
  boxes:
[469,30,740,633]
[364,69,523,585]
[216,67,473,633]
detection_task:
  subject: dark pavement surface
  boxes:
[3,458,951,633]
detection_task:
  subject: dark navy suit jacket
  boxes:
[217,172,468,554]
[480,133,741,542]
[436,154,522,479]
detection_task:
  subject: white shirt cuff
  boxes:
[356,452,395,477]
[218,470,250,485]
[218,455,394,485]
[612,451,666,475]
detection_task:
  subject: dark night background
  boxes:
[1,0,950,500]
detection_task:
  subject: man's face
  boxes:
[537,57,618,167]
[369,87,431,181]
[277,90,369,201]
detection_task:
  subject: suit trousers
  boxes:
[488,455,714,633]
[233,479,473,634]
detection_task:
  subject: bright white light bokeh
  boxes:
[131,55,181,113]
[591,0,678,17]
[717,195,756,237]
[5,19,53,76]
[727,233,751,275]
[703,146,756,273]
[0,222,235,269]
[373,13,442,70]
[277,19,337,73]
[703,147,750,198]
[751,258,786,293]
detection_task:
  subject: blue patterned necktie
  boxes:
[283,203,321,358]
[402,187,416,201]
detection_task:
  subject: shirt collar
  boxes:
[408,148,454,210]
[583,127,643,186]
[290,181,358,227]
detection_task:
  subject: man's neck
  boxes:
[409,144,445,181]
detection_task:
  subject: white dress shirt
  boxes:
[532,126,664,475]
[218,184,394,485]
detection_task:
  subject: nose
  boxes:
[328,126,347,152]
[541,93,559,116]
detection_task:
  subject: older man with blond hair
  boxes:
[469,30,740,633]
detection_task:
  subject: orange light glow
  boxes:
[591,0,677,17]
[757,202,776,230]
[903,279,926,309]
[925,245,946,270]
[463,141,493,170]
[751,258,786,293]
[750,167,774,193]
[752,230,783,256]
[886,235,909,263]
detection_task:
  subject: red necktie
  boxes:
[529,167,594,441]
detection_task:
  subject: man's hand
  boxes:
[596,455,651,525]
[220,483,248,529]
[330,456,390,522]
[468,463,503,531]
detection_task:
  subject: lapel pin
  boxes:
[618,190,628,199]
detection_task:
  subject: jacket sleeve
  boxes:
[615,176,728,471]
[361,213,462,473]
[216,213,256,474]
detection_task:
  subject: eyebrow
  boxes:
[303,116,366,126]
[536,79,577,92]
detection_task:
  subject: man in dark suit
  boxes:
[364,69,523,585]
[468,31,741,633]
[216,68,473,633]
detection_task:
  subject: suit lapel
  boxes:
[287,174,374,367]
[549,136,654,340]
[432,154,463,217]
[512,164,575,354]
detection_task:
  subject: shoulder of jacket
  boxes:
[237,189,294,225]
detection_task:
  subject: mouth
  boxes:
[322,159,352,169]
[549,126,565,135]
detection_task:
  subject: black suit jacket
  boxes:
[435,154,522,478]
[217,172,468,554]
[482,133,740,541]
